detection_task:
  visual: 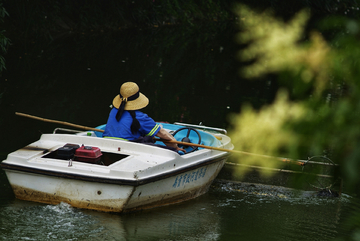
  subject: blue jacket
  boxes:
[103,108,160,141]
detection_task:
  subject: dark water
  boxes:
[0,22,355,240]
[0,178,354,240]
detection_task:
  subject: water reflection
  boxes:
[0,201,102,240]
[0,180,354,241]
[0,195,220,241]
[213,181,351,241]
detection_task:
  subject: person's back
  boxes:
[103,109,160,141]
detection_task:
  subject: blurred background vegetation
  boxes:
[1,0,360,239]
[231,3,360,240]
[0,0,359,41]
[0,4,9,73]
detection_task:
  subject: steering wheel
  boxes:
[172,127,202,153]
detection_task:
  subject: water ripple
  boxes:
[0,202,104,241]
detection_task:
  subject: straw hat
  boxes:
[112,82,149,110]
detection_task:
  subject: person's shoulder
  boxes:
[135,110,154,120]
[135,110,147,116]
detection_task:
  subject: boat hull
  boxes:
[124,158,226,212]
[4,157,227,213]
[2,122,233,212]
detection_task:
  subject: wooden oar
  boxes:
[156,138,306,166]
[16,112,329,167]
[15,112,105,133]
[161,140,337,167]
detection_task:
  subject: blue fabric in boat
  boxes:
[130,136,179,153]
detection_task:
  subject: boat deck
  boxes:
[3,123,232,183]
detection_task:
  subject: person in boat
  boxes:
[103,82,186,153]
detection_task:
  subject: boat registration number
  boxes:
[172,166,207,188]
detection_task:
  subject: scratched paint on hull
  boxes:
[124,160,226,212]
[4,158,227,213]
[5,171,133,212]
[11,184,128,212]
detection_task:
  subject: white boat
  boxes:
[1,122,233,213]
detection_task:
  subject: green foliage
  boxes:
[0,3,9,72]
[2,0,233,41]
[3,0,360,44]
[231,4,360,238]
[229,90,307,176]
[232,3,360,189]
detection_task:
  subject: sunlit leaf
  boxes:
[235,5,331,95]
[229,90,306,177]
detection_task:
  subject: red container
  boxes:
[74,146,102,164]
